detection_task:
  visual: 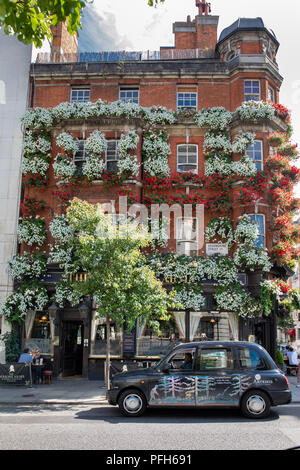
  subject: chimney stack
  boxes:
[50,22,78,59]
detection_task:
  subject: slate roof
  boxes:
[218,17,279,46]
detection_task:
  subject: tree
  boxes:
[0,0,166,48]
[64,198,172,394]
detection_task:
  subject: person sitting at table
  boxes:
[18,348,33,363]
[32,349,44,384]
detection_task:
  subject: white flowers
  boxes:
[85,130,107,156]
[23,131,51,155]
[237,101,275,121]
[233,245,272,272]
[194,107,233,131]
[9,253,47,280]
[235,215,259,244]
[232,132,256,154]
[83,155,106,180]
[117,131,140,178]
[17,216,46,246]
[173,288,205,310]
[22,131,51,177]
[143,131,171,176]
[0,281,49,321]
[204,132,232,153]
[53,154,76,179]
[49,215,73,242]
[56,132,79,154]
[22,156,49,176]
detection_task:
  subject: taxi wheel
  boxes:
[118,389,147,417]
[240,390,271,419]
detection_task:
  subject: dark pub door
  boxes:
[61,321,84,376]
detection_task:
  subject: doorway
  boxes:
[61,321,84,376]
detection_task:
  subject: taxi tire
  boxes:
[240,390,271,419]
[118,388,147,417]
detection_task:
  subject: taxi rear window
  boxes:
[237,347,267,370]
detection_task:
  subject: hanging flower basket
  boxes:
[278,142,298,159]
[267,132,285,148]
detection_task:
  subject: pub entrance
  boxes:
[61,321,84,376]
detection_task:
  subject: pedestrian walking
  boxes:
[287,347,300,387]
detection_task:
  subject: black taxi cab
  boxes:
[108,341,291,419]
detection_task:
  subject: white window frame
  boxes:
[119,87,139,104]
[247,140,263,171]
[73,140,88,172]
[70,88,90,103]
[244,80,260,102]
[249,214,265,248]
[268,85,275,103]
[177,144,198,173]
[177,90,197,111]
[176,217,198,256]
[106,140,120,172]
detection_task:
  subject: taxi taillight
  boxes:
[284,375,290,389]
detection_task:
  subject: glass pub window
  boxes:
[119,88,139,104]
[247,140,263,171]
[73,140,87,173]
[70,88,90,103]
[249,214,265,247]
[106,140,120,172]
[176,217,198,256]
[177,145,198,173]
[244,80,260,101]
[177,88,197,110]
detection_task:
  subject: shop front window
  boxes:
[92,318,122,356]
[136,316,181,357]
[25,312,51,354]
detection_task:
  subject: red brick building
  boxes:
[8,3,299,379]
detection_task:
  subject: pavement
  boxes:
[0,374,299,405]
[0,376,107,405]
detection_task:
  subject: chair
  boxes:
[42,370,53,384]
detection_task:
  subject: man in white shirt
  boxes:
[287,347,300,388]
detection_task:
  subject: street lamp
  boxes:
[48,302,58,320]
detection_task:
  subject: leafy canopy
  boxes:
[65,198,172,332]
[0,0,165,48]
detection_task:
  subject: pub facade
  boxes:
[2,2,299,379]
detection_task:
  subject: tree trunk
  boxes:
[105,315,111,398]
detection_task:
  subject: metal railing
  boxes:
[36,48,215,64]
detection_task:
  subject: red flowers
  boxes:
[52,190,72,204]
[272,103,291,123]
[20,197,45,216]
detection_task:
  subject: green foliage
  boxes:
[1,331,20,363]
[0,0,86,47]
[276,349,284,365]
[63,198,171,332]
[0,0,166,47]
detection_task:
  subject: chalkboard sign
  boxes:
[0,363,31,385]
[123,328,136,354]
